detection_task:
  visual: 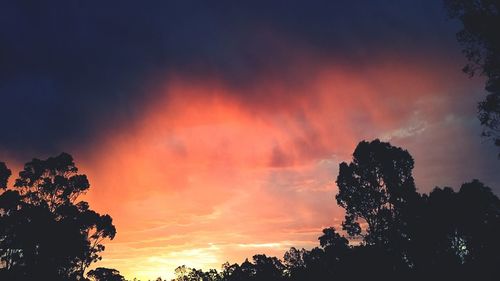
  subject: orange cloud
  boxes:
[76,54,496,280]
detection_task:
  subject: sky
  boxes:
[1,1,499,280]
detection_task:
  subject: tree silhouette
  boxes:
[283,247,307,280]
[88,267,126,281]
[173,265,221,281]
[251,254,286,281]
[217,255,286,281]
[318,227,349,251]
[414,180,500,279]
[0,162,11,189]
[336,139,418,247]
[0,153,116,281]
[445,0,500,155]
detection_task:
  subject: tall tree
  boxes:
[445,0,500,155]
[0,153,116,281]
[336,140,418,246]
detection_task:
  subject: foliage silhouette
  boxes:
[172,265,221,281]
[336,139,418,249]
[88,267,126,281]
[0,153,118,281]
[445,0,500,155]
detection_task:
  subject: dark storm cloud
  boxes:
[0,0,458,156]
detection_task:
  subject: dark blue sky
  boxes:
[0,0,462,157]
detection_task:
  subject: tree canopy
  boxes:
[336,139,418,246]
[0,153,117,281]
[88,267,126,281]
[445,0,500,154]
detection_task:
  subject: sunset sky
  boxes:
[1,1,499,280]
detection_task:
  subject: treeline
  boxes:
[161,140,500,281]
